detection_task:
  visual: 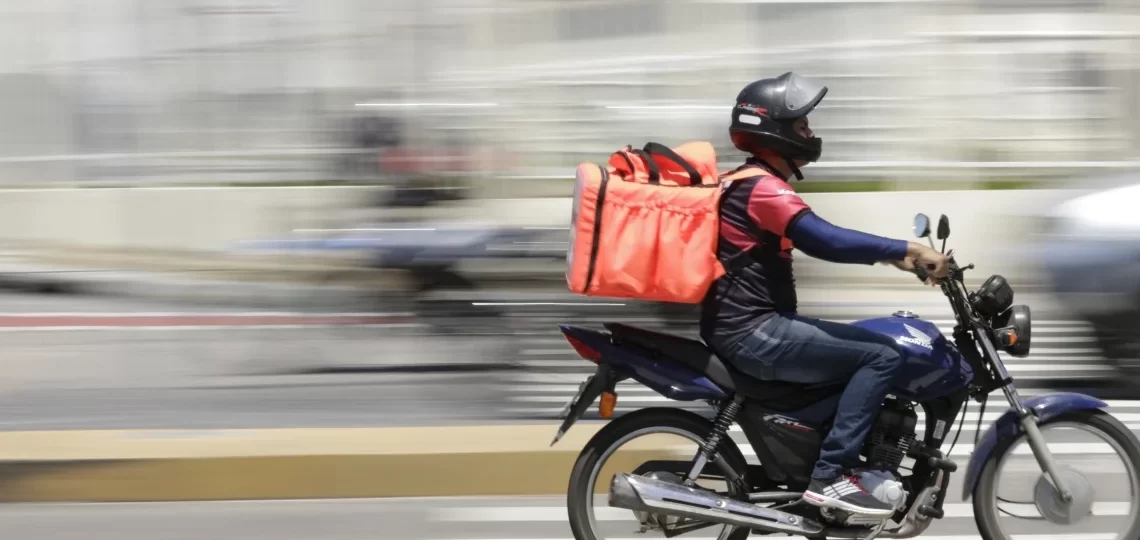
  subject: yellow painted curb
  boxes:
[0,424,694,502]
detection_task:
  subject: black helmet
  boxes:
[729,72,827,180]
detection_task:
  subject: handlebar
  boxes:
[914,265,930,283]
[911,255,974,285]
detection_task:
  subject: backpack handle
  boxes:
[642,142,702,185]
[629,149,661,184]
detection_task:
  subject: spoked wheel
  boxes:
[973,410,1140,540]
[566,408,754,540]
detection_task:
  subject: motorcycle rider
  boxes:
[700,72,950,517]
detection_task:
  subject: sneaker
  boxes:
[802,473,896,517]
[857,469,907,511]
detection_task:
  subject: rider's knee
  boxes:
[871,343,906,371]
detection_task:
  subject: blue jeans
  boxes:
[715,313,907,481]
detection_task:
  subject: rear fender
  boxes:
[961,392,1108,500]
[557,324,729,402]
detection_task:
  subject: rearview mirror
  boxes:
[913,214,931,239]
[937,215,951,240]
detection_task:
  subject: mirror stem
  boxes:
[940,238,947,254]
[926,237,937,251]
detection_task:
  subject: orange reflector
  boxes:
[1004,331,1018,347]
[599,392,618,418]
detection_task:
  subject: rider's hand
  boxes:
[882,258,934,286]
[907,242,950,282]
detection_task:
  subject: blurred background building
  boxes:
[1,0,1138,191]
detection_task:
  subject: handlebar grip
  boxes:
[914,265,929,283]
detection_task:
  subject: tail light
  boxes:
[564,335,602,363]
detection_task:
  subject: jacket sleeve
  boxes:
[786,211,909,265]
[744,177,812,236]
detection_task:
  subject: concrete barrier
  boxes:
[0,186,1084,286]
[0,424,688,502]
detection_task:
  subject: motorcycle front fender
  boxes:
[961,392,1108,501]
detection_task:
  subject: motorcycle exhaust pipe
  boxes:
[608,473,824,537]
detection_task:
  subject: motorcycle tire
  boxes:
[566,407,753,540]
[972,409,1140,540]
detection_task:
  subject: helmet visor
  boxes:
[782,73,828,119]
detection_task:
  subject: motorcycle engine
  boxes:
[862,398,918,471]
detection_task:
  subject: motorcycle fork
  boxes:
[979,327,1073,502]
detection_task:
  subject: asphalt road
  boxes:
[0,488,1134,540]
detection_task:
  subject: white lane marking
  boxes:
[516,361,601,369]
[519,349,581,356]
[994,349,1103,355]
[1030,337,1099,344]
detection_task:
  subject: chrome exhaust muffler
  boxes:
[608,473,825,537]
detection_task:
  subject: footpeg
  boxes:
[927,456,958,472]
[917,505,944,519]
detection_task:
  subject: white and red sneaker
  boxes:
[802,472,897,517]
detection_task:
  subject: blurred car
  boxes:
[1038,176,1140,382]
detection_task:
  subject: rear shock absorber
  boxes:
[685,394,745,485]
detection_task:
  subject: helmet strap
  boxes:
[749,157,786,182]
[785,158,805,181]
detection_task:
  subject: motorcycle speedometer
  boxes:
[971,274,1015,320]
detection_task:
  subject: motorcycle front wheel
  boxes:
[972,409,1140,540]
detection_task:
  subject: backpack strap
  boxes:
[716,166,785,275]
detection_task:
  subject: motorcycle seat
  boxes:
[604,323,843,409]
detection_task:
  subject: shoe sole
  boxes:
[801,490,895,518]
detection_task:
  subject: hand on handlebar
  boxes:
[901,243,951,286]
[885,258,935,286]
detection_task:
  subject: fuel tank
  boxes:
[851,311,974,401]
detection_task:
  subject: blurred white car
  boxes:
[1038,177,1140,381]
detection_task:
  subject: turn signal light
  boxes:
[599,391,618,418]
[997,328,1018,347]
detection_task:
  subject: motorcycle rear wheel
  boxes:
[566,407,754,540]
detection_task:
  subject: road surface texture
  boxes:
[0,491,1132,540]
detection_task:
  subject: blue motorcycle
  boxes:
[554,214,1140,540]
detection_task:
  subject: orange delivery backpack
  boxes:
[566,141,762,304]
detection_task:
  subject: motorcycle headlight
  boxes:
[993,304,1032,358]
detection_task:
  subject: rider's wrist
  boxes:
[905,242,926,259]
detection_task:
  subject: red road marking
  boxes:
[0,314,409,328]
